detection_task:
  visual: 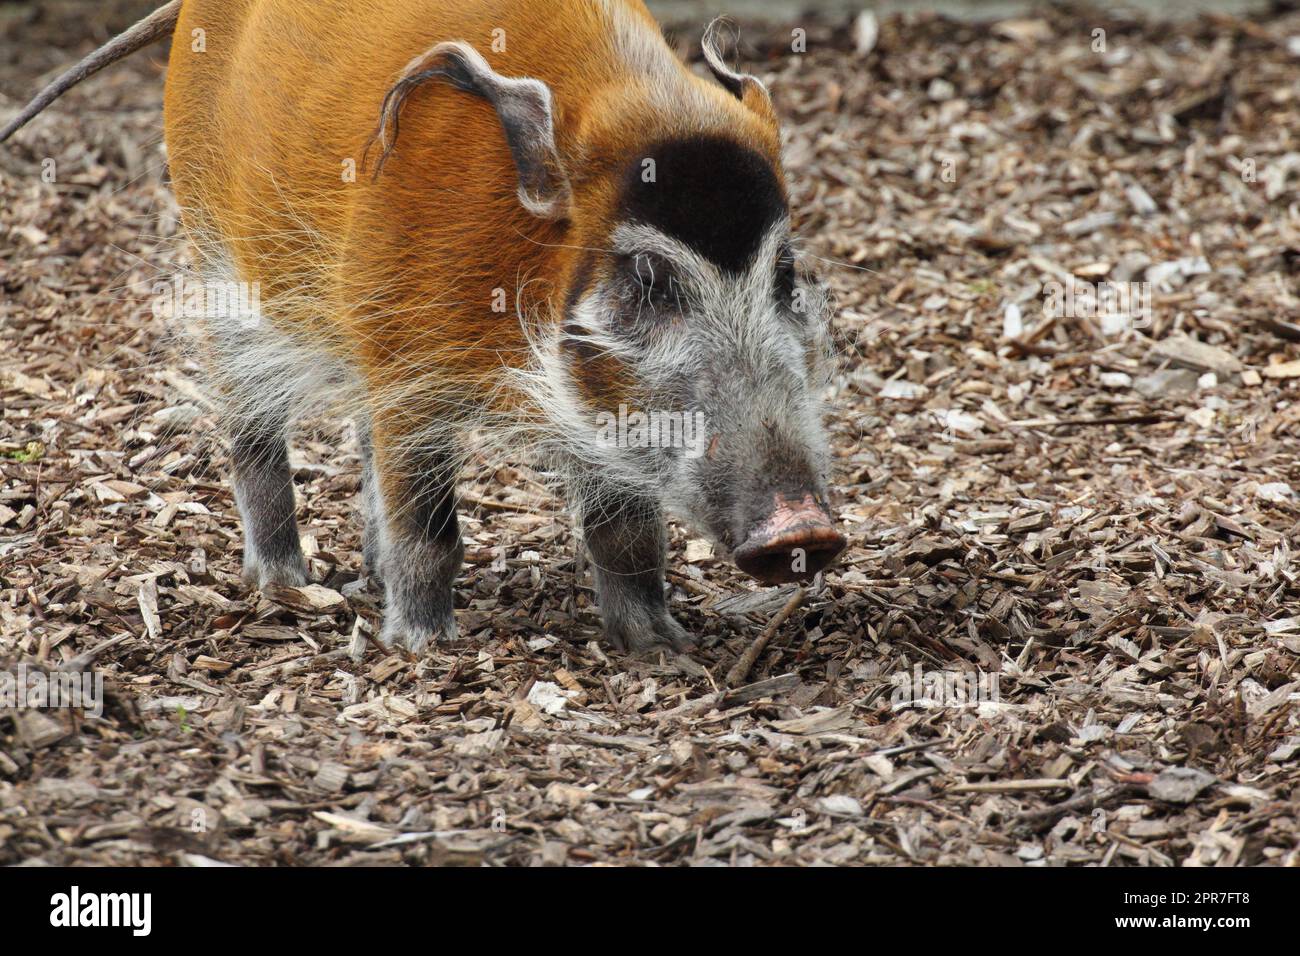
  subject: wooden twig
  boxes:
[460,491,547,514]
[57,633,131,672]
[1014,783,1144,833]
[1005,413,1181,429]
[725,586,805,687]
[948,778,1072,794]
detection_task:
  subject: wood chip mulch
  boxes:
[2,1,1298,866]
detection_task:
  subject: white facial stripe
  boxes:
[589,220,818,412]
[611,222,712,289]
[610,220,791,294]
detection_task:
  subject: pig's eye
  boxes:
[620,252,685,315]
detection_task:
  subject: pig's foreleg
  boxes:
[355,416,382,581]
[370,431,463,654]
[577,488,693,653]
[230,418,309,589]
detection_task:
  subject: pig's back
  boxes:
[162,0,637,336]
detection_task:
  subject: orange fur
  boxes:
[163,0,783,431]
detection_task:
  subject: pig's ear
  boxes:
[367,41,571,220]
[701,20,778,128]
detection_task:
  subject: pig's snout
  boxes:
[733,493,846,585]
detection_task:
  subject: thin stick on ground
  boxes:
[948,779,1073,794]
[726,586,805,688]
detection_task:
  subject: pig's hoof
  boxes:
[378,611,458,656]
[602,607,694,654]
[243,556,309,589]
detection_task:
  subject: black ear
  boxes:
[366,41,571,220]
[701,20,777,127]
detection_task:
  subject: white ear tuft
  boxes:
[701,19,777,125]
